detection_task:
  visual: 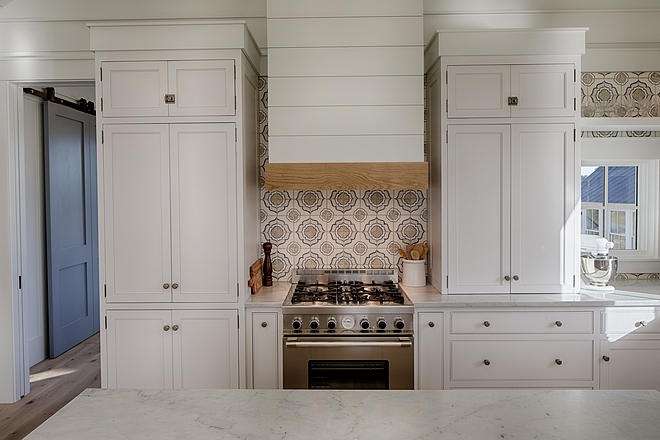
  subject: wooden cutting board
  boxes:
[247,258,263,294]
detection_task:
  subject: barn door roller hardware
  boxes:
[23,87,96,116]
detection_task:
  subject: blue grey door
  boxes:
[43,101,99,358]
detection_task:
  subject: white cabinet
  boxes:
[447,123,576,294]
[106,309,238,389]
[101,60,236,117]
[103,123,237,303]
[247,310,281,389]
[599,307,660,391]
[445,309,596,389]
[447,64,575,118]
[417,312,443,390]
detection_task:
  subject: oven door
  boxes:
[283,334,414,390]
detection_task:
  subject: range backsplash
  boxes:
[259,73,660,281]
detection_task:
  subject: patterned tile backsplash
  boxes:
[258,73,660,281]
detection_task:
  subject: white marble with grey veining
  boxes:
[25,388,660,439]
[244,282,291,307]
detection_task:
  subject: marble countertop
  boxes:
[244,282,290,307]
[26,388,660,439]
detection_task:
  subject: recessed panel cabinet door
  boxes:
[600,340,660,391]
[101,61,169,117]
[170,124,237,303]
[511,64,575,118]
[104,125,171,302]
[510,124,575,293]
[251,311,279,389]
[447,65,510,118]
[106,310,173,389]
[172,310,238,389]
[447,125,510,293]
[168,60,236,116]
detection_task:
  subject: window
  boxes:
[581,136,660,263]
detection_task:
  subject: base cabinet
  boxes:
[246,310,281,389]
[106,309,238,389]
[599,340,660,391]
[417,312,444,390]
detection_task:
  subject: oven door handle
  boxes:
[285,337,412,348]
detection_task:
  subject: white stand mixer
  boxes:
[580,235,618,291]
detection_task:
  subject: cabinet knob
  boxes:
[483,359,491,366]
[635,321,647,328]
[504,275,511,281]
[172,283,179,290]
[172,325,179,331]
[555,359,563,365]
[602,355,610,362]
[163,283,170,289]
[428,322,435,328]
[513,275,519,281]
[163,325,170,331]
[555,321,563,327]
[261,322,268,328]
[483,321,491,328]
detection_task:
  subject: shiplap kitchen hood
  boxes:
[264,0,427,190]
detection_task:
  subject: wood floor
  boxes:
[0,333,100,439]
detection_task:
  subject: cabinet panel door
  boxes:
[101,61,168,117]
[170,124,237,303]
[251,312,280,389]
[447,65,510,118]
[172,310,238,389]
[511,124,575,293]
[418,312,443,390]
[106,310,173,389]
[600,340,660,391]
[168,60,236,117]
[447,125,510,293]
[104,125,171,302]
[511,64,575,118]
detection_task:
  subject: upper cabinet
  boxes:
[447,64,576,118]
[101,60,236,118]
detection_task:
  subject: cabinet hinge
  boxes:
[573,275,576,288]
[18,275,21,290]
[237,314,240,329]
[446,276,449,289]
[446,130,448,144]
[446,99,448,113]
[234,95,237,111]
[101,130,104,144]
[445,70,448,84]
[574,69,577,83]
[104,284,107,298]
[234,64,236,80]
[235,127,238,142]
[574,98,577,112]
[574,129,576,142]
[237,283,240,297]
[104,316,107,329]
[100,67,102,82]
[100,98,103,112]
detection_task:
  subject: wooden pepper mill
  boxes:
[263,242,273,286]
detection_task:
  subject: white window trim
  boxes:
[581,137,660,264]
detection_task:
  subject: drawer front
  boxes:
[602,308,660,336]
[450,340,593,381]
[450,311,593,334]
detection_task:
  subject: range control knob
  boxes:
[360,317,370,330]
[393,317,405,330]
[309,317,320,330]
[292,317,302,330]
[327,317,337,330]
[376,318,387,330]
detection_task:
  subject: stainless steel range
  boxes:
[282,269,414,390]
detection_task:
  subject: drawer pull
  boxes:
[172,283,179,289]
[555,321,563,327]
[602,355,610,362]
[483,359,491,366]
[504,275,511,281]
[555,359,563,365]
[635,321,647,328]
[163,283,170,289]
[483,321,491,328]
[513,275,519,281]
[261,322,268,328]
[163,325,170,331]
[428,322,435,328]
[172,325,179,331]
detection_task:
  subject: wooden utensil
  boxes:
[419,244,429,259]
[410,249,420,260]
[397,248,407,259]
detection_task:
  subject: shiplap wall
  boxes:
[266,0,425,163]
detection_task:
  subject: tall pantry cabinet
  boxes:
[425,29,587,295]
[89,21,262,389]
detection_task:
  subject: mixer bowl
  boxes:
[580,255,618,287]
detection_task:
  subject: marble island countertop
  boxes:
[26,388,660,439]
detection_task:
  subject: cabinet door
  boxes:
[170,124,237,303]
[600,340,660,391]
[251,311,280,389]
[168,60,236,117]
[172,310,238,389]
[104,125,172,302]
[418,312,443,390]
[106,310,173,389]
[510,124,575,293]
[101,61,169,117]
[511,64,575,118]
[447,125,510,293]
[447,65,510,118]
